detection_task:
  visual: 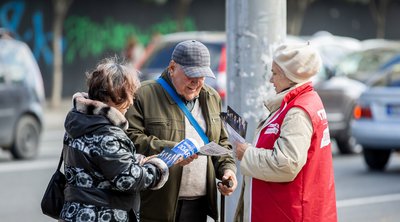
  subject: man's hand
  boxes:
[176,153,198,166]
[218,169,237,196]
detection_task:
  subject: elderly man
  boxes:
[125,40,237,222]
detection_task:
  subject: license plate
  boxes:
[387,104,400,116]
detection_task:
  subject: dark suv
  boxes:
[0,38,45,159]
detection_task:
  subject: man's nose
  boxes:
[190,78,200,84]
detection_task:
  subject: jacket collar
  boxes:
[283,81,313,104]
[72,92,128,130]
[263,81,313,114]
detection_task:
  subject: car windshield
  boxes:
[0,40,30,83]
[142,42,223,72]
[0,39,44,100]
[371,64,400,87]
[335,48,400,82]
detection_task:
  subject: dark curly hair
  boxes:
[86,57,140,106]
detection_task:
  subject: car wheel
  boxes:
[11,115,41,159]
[336,134,359,155]
[363,148,391,171]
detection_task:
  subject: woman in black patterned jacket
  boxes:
[59,58,169,222]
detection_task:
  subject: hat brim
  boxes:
[181,65,216,79]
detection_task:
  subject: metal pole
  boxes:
[225,0,286,221]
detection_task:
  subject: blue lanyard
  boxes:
[157,78,209,144]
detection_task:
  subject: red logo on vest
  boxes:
[264,123,279,135]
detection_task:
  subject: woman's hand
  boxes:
[235,142,249,161]
[140,155,157,165]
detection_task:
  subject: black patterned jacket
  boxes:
[59,93,168,222]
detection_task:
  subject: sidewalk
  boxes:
[43,99,71,131]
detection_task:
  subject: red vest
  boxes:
[252,83,337,222]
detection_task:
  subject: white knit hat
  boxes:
[273,43,322,83]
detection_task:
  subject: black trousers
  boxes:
[175,196,208,222]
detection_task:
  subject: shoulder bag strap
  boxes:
[57,148,64,171]
[157,78,209,144]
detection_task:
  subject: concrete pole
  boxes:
[225,0,286,221]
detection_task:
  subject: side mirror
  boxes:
[325,67,335,79]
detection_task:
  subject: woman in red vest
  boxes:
[235,43,337,222]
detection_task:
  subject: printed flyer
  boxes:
[158,138,232,167]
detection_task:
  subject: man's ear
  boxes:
[168,60,176,74]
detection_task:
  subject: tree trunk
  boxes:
[287,0,315,35]
[51,0,73,108]
[175,0,192,31]
[369,0,390,39]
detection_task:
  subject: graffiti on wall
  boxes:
[0,1,53,65]
[0,0,197,65]
[65,16,196,63]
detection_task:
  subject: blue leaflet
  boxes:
[157,148,180,167]
[158,139,199,167]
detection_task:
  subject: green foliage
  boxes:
[64,16,196,63]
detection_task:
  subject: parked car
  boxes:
[351,55,400,170]
[0,38,45,159]
[314,43,400,154]
[137,31,227,103]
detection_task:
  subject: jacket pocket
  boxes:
[208,114,221,141]
[144,118,181,140]
[145,118,169,138]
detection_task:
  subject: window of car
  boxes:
[205,43,223,71]
[143,42,176,69]
[372,64,400,87]
[0,39,44,101]
[0,40,30,84]
[141,41,223,72]
[335,48,400,82]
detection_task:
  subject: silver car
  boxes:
[315,44,400,154]
[0,38,45,159]
[351,57,400,170]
